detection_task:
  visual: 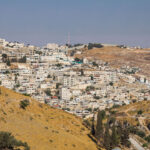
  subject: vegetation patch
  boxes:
[20,99,30,110]
[0,131,30,150]
[49,139,53,143]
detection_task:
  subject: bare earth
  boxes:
[75,46,150,76]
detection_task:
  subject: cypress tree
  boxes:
[121,127,130,147]
[111,124,119,148]
[91,122,95,136]
[104,121,111,150]
[91,116,95,136]
[117,122,130,147]
[95,111,103,139]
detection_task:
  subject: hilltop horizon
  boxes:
[0,0,150,47]
[0,37,149,49]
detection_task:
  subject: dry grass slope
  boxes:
[0,86,97,150]
[75,46,150,76]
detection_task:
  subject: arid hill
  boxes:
[0,86,98,150]
[75,46,150,76]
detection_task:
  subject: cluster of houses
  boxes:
[0,38,150,118]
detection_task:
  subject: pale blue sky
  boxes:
[0,0,150,47]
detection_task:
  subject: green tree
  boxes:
[2,54,7,62]
[44,89,52,96]
[0,131,30,150]
[111,124,120,148]
[95,111,103,139]
[100,110,105,120]
[137,130,145,138]
[104,122,112,150]
[6,60,11,66]
[88,43,103,50]
[137,110,143,115]
[56,83,61,89]
[92,62,98,67]
[47,74,51,78]
[81,69,84,76]
[19,56,26,63]
[120,126,130,147]
[74,57,80,62]
[91,116,95,136]
[56,63,62,67]
[90,75,94,80]
[145,135,150,142]
[86,86,95,92]
[109,82,113,86]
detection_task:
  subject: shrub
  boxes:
[23,93,31,97]
[125,140,131,148]
[132,99,137,103]
[94,95,100,99]
[20,99,30,109]
[86,86,95,91]
[74,57,80,62]
[112,105,120,108]
[129,126,138,134]
[137,110,143,115]
[109,82,114,86]
[145,135,150,143]
[137,130,146,138]
[49,139,53,143]
[83,120,91,128]
[143,143,148,147]
[110,110,116,115]
[129,126,146,138]
[0,131,30,150]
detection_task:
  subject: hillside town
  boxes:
[0,38,150,118]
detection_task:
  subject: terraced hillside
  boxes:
[112,100,150,149]
[114,100,150,128]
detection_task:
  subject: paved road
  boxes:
[129,137,145,150]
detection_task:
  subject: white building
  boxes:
[46,43,59,50]
[60,87,71,101]
[63,76,77,87]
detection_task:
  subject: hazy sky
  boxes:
[0,0,150,47]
